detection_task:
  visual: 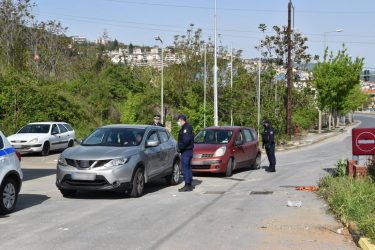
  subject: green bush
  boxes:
[334,158,348,177]
[319,176,375,242]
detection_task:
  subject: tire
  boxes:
[225,158,234,177]
[252,153,261,169]
[68,140,74,147]
[130,168,145,198]
[166,160,180,186]
[0,178,18,215]
[60,189,77,197]
[41,142,50,156]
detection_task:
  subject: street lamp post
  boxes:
[230,44,233,126]
[213,0,218,126]
[155,36,164,125]
[204,42,207,128]
[324,29,343,50]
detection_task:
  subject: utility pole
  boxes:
[213,0,218,126]
[286,0,293,136]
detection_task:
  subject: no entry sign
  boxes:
[352,128,375,155]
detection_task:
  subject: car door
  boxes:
[243,129,258,165]
[0,134,10,169]
[49,124,61,150]
[144,130,162,178]
[158,130,172,169]
[232,130,248,168]
[57,124,70,148]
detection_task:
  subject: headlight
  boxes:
[29,138,38,143]
[104,157,129,168]
[58,157,68,167]
[213,146,226,157]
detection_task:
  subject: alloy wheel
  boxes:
[3,183,16,209]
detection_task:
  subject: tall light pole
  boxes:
[319,28,343,133]
[230,44,233,126]
[257,58,261,137]
[155,36,164,124]
[324,29,343,51]
[204,42,207,128]
[213,0,218,126]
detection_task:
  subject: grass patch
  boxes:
[319,175,375,242]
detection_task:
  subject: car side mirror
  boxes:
[51,130,58,135]
[234,140,243,146]
[146,139,159,147]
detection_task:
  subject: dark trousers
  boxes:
[181,150,193,185]
[266,143,276,170]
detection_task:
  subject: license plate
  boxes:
[14,145,24,149]
[71,172,96,181]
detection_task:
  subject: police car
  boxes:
[0,130,23,214]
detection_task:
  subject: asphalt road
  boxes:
[1,114,373,250]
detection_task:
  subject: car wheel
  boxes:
[252,153,261,169]
[225,158,234,177]
[0,178,18,215]
[166,160,180,186]
[41,142,50,156]
[130,168,144,198]
[60,189,77,197]
[68,140,74,147]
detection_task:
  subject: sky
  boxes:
[32,0,375,69]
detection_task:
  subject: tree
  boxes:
[256,24,318,134]
[313,46,364,127]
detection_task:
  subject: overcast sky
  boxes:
[33,0,375,69]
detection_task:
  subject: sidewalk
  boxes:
[276,121,359,152]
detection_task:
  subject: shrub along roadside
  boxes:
[318,175,375,243]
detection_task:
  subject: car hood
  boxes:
[61,145,140,160]
[193,144,227,154]
[7,133,47,142]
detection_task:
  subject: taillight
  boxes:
[16,150,21,162]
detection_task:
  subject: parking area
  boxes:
[0,145,357,250]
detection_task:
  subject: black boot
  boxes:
[178,184,193,192]
[266,167,276,172]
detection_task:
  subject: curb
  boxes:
[274,121,361,152]
[359,238,375,250]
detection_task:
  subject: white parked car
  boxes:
[7,122,76,156]
[0,130,22,214]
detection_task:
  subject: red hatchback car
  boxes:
[191,126,261,176]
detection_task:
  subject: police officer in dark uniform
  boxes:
[177,114,194,192]
[262,118,276,172]
[150,114,164,127]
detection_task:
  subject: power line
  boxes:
[103,0,375,15]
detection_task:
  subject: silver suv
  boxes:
[0,131,23,214]
[56,125,180,197]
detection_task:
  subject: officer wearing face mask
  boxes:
[176,114,194,192]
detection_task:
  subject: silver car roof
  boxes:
[100,124,160,130]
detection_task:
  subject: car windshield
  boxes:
[194,129,233,144]
[82,128,145,147]
[18,124,50,134]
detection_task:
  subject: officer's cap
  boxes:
[177,114,187,121]
[153,114,161,119]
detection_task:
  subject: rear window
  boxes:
[243,129,254,142]
[63,123,74,131]
[58,124,68,133]
[18,124,50,134]
[195,130,233,144]
[158,131,169,143]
